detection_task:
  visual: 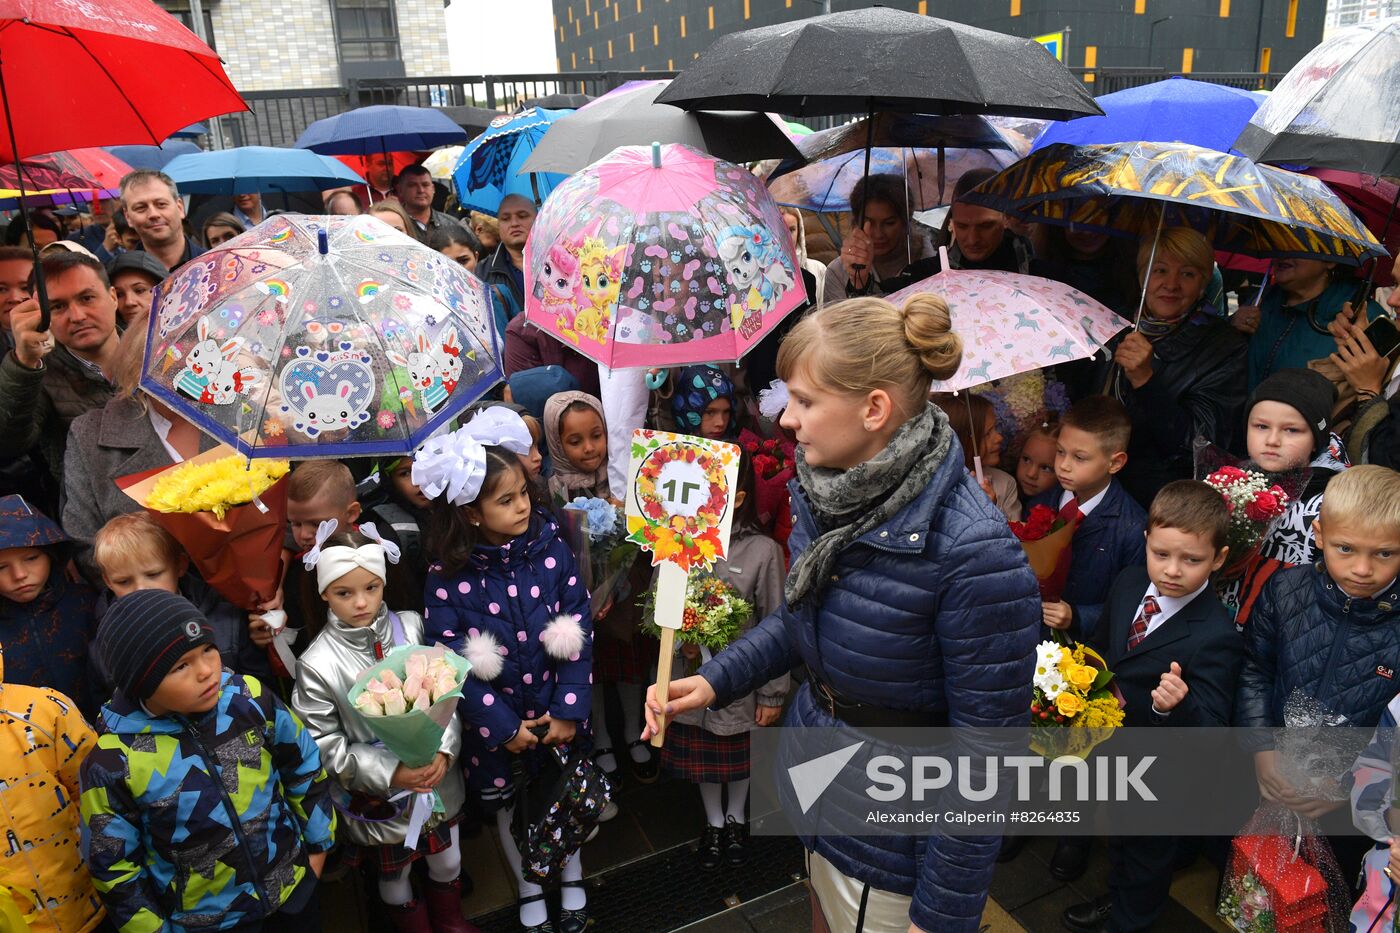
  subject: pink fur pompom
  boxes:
[539,614,586,660]
[462,631,504,681]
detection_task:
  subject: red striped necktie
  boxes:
[1127,596,1161,650]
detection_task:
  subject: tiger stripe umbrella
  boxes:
[962,141,1386,265]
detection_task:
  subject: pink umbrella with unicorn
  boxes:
[523,142,807,369]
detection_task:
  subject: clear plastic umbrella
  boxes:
[142,213,502,459]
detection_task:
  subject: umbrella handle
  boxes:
[850,100,874,275]
[0,52,54,333]
[1132,204,1166,329]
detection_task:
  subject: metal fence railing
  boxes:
[217,69,1286,149]
[217,71,676,148]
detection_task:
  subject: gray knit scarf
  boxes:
[786,403,952,608]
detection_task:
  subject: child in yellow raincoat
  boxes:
[0,643,103,932]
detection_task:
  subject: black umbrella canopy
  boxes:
[796,112,1022,163]
[436,105,505,136]
[524,93,595,110]
[521,80,802,174]
[655,7,1103,120]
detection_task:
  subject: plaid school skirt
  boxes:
[345,813,462,876]
[593,631,656,684]
[661,722,751,782]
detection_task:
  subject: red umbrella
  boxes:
[0,0,246,327]
[0,0,246,161]
[0,147,134,192]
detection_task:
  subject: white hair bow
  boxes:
[758,379,790,421]
[301,519,339,569]
[412,407,534,507]
[357,522,402,565]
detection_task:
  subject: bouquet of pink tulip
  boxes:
[354,651,462,717]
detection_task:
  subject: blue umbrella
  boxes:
[1032,77,1262,155]
[451,107,569,215]
[163,146,365,195]
[105,140,201,170]
[169,122,208,139]
[293,105,468,155]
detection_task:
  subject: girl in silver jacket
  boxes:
[291,523,476,933]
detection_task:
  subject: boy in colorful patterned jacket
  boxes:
[0,643,104,933]
[79,590,336,932]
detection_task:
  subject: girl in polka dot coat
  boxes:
[415,412,597,932]
[424,505,593,806]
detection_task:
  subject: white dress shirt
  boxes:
[1137,578,1211,641]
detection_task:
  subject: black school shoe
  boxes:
[627,740,661,783]
[1062,894,1111,932]
[698,825,723,870]
[722,815,749,865]
[1050,837,1092,882]
[996,834,1027,863]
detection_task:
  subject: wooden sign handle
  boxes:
[651,627,676,748]
[650,561,687,748]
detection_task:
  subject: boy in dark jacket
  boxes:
[1063,480,1244,932]
[1234,465,1400,882]
[0,494,99,717]
[1031,396,1148,646]
[79,590,336,932]
[1029,399,1147,883]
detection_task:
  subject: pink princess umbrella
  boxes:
[887,246,1131,479]
[524,142,807,369]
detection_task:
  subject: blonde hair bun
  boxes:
[899,293,962,382]
[775,293,962,415]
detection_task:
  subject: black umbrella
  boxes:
[657,7,1099,276]
[655,7,1102,120]
[436,105,505,136]
[520,80,801,174]
[523,92,594,110]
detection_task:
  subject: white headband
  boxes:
[303,519,402,592]
[412,407,533,507]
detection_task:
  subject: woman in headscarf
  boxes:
[541,390,612,505]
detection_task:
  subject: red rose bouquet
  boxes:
[1009,504,1080,602]
[738,428,795,532]
[1204,465,1290,579]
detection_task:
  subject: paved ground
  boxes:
[320,763,1234,932]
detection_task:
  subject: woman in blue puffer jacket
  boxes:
[644,294,1041,933]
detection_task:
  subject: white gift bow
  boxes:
[260,608,298,677]
[387,788,437,851]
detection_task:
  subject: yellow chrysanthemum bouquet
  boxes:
[1028,639,1125,760]
[118,447,291,611]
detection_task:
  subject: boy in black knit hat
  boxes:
[1224,368,1348,625]
[79,590,336,932]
